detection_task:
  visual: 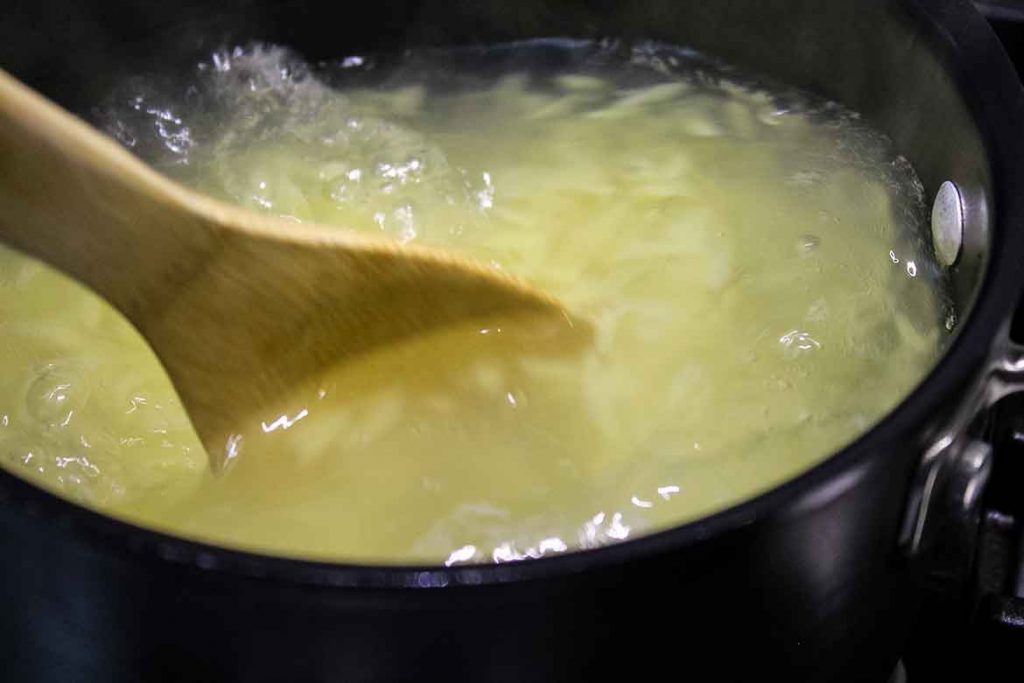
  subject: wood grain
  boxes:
[0,69,582,471]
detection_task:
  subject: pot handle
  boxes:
[965,509,1024,674]
[972,347,1024,637]
[899,339,1024,676]
[900,338,1024,559]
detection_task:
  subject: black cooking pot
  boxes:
[2,1,1023,681]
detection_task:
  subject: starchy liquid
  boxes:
[0,41,947,563]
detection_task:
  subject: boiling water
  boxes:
[0,41,946,563]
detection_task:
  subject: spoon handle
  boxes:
[0,68,220,320]
[0,69,580,471]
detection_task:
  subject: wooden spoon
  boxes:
[0,69,578,472]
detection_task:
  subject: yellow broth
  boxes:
[0,42,947,563]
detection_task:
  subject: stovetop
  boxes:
[892,9,1024,680]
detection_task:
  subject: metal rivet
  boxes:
[957,440,992,512]
[931,181,964,267]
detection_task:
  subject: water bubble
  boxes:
[606,512,631,540]
[26,365,85,428]
[391,204,417,243]
[757,103,792,125]
[476,171,495,210]
[536,537,568,554]
[797,234,820,256]
[657,484,680,500]
[100,89,193,164]
[445,544,479,566]
[212,51,231,73]
[492,542,525,563]
[578,510,633,547]
[54,454,100,479]
[778,329,821,354]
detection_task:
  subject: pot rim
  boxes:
[2,0,1022,589]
